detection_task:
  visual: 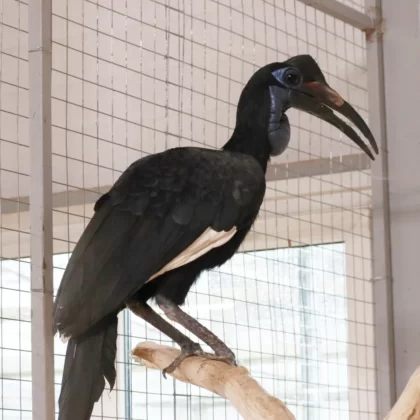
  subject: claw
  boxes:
[162,352,195,378]
[162,346,237,379]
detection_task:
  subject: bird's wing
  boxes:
[53,147,265,338]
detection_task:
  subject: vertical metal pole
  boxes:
[29,0,54,418]
[365,0,396,415]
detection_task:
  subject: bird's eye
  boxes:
[283,68,302,87]
[272,67,303,88]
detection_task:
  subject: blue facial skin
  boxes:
[267,85,291,157]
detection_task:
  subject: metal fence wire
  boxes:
[0,0,377,419]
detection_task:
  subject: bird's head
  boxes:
[234,54,378,160]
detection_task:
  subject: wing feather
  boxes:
[53,147,265,338]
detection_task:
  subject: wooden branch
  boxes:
[133,343,420,419]
[132,341,295,420]
[385,366,420,420]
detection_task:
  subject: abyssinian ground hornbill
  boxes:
[54,55,378,419]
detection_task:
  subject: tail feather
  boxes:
[58,316,118,420]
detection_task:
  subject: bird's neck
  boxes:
[222,128,271,172]
[222,87,271,172]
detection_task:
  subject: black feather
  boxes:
[58,316,118,420]
[54,71,270,420]
[54,149,265,338]
[101,317,118,389]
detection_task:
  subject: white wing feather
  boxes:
[147,227,237,283]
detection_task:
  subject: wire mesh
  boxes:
[0,0,377,419]
[0,0,32,417]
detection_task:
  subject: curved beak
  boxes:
[289,81,378,160]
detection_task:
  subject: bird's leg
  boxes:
[126,300,204,377]
[127,300,232,377]
[155,295,237,369]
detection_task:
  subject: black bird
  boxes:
[54,55,378,420]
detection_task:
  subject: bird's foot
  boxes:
[162,343,237,378]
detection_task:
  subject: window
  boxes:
[0,242,348,419]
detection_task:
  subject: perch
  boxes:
[132,341,295,420]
